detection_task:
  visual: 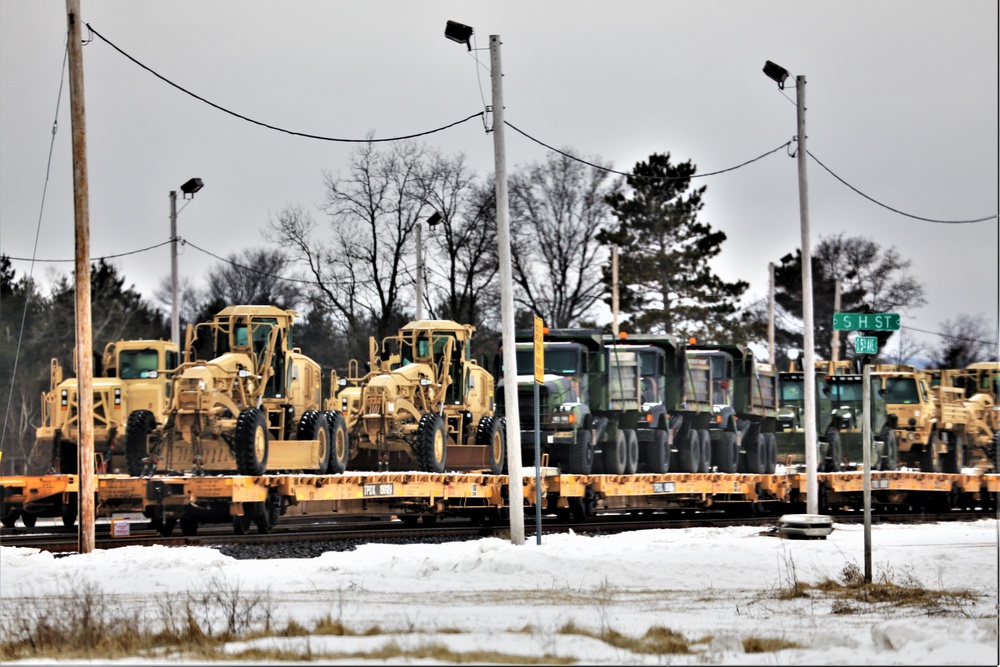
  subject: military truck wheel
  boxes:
[623,429,640,475]
[567,428,594,475]
[604,430,628,475]
[124,410,157,477]
[698,430,712,473]
[476,415,506,476]
[297,410,331,474]
[745,433,767,474]
[881,429,898,471]
[764,433,778,474]
[234,408,269,476]
[714,430,738,473]
[643,428,670,473]
[943,433,965,474]
[416,413,447,473]
[677,428,700,473]
[920,432,942,473]
[324,410,350,474]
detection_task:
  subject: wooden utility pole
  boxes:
[66,0,95,553]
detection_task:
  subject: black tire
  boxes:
[476,415,506,476]
[764,433,777,474]
[324,410,350,474]
[882,429,898,471]
[643,428,670,473]
[745,433,766,474]
[714,430,738,473]
[698,429,712,473]
[823,428,842,472]
[124,410,157,477]
[296,410,331,474]
[415,413,447,473]
[604,430,627,475]
[677,428,700,473]
[623,429,640,475]
[921,432,942,473]
[991,429,1000,471]
[567,428,594,475]
[234,408,269,476]
[943,433,965,474]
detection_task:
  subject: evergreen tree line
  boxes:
[2,141,995,472]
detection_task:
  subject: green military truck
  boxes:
[686,343,779,474]
[603,333,714,473]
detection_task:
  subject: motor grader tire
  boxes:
[415,413,447,474]
[125,410,157,477]
[324,410,350,474]
[476,415,506,475]
[297,410,331,474]
[921,432,942,473]
[943,433,965,474]
[604,429,628,475]
[235,408,269,476]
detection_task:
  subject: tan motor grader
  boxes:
[329,320,504,474]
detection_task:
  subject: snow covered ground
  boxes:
[2,519,998,665]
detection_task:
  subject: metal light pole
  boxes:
[446,22,525,545]
[171,178,203,348]
[765,61,818,514]
[768,261,776,366]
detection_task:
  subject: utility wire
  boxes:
[2,41,69,454]
[5,240,173,263]
[85,24,484,143]
[807,150,997,224]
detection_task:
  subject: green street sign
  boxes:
[833,312,900,332]
[855,336,879,355]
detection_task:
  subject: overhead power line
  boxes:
[84,24,484,143]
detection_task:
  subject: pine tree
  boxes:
[599,153,747,341]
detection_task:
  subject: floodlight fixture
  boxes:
[780,252,794,265]
[180,177,204,199]
[445,20,473,51]
[763,60,790,89]
[427,211,442,226]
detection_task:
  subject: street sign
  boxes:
[833,312,900,332]
[533,316,544,384]
[855,336,879,355]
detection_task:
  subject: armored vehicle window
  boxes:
[885,377,919,404]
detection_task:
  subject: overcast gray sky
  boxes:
[1,1,997,360]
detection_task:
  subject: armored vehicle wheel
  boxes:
[566,428,594,474]
[235,408,269,476]
[764,433,778,474]
[297,410,331,474]
[416,413,448,473]
[324,410,350,474]
[943,433,965,474]
[677,428,700,473]
[921,432,941,473]
[623,429,640,475]
[823,427,842,472]
[476,415,506,475]
[604,429,628,475]
[125,409,157,477]
[715,430,738,473]
[697,430,711,473]
[643,428,670,473]
[880,429,898,471]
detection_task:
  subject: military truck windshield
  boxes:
[512,347,582,376]
[119,349,159,379]
[781,380,804,402]
[885,377,919,404]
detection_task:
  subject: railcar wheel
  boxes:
[920,433,942,473]
[604,430,628,475]
[324,410,350,474]
[623,429,640,475]
[677,429,700,473]
[476,415,506,475]
[124,409,157,477]
[567,428,594,474]
[415,413,448,473]
[157,518,177,537]
[234,408,269,476]
[60,495,77,527]
[297,410,331,474]
[232,505,254,535]
[20,512,37,528]
[180,518,199,536]
[255,491,281,534]
[643,428,670,473]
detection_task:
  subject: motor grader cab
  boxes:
[929,363,999,472]
[333,320,502,474]
[124,305,344,481]
[31,339,179,478]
